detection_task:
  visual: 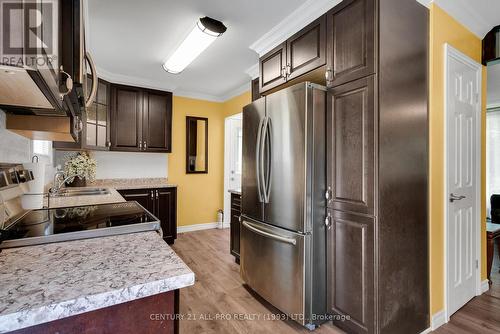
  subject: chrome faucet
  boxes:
[50,171,84,196]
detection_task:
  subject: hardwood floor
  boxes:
[171,228,345,334]
[173,229,500,334]
[431,243,500,334]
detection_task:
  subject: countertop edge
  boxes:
[0,272,195,333]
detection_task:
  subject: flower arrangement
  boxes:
[63,151,97,185]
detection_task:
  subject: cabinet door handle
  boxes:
[144,141,147,150]
[139,141,143,150]
[325,68,333,82]
[324,212,332,230]
[325,186,333,201]
[281,66,287,79]
[286,63,291,76]
[156,190,159,199]
[150,191,154,200]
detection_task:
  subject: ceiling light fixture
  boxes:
[162,16,227,74]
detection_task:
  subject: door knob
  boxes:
[449,193,466,202]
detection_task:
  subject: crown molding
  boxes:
[245,63,259,79]
[249,0,341,57]
[96,66,250,103]
[219,82,251,102]
[415,0,432,7]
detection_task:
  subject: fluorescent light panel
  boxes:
[163,18,225,74]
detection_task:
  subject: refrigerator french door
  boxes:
[240,82,327,329]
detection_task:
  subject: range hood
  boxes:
[6,114,79,142]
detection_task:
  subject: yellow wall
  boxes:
[429,3,487,314]
[168,91,251,227]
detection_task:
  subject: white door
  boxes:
[228,118,243,190]
[445,44,481,317]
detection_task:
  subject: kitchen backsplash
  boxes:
[54,150,168,180]
[0,110,32,163]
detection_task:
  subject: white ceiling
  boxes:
[418,0,500,38]
[488,63,500,108]
[86,0,305,101]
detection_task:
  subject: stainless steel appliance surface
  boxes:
[240,82,327,330]
[0,164,160,249]
[1,201,160,249]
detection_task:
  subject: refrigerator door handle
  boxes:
[242,221,297,245]
[260,116,269,203]
[256,117,265,202]
[264,117,273,203]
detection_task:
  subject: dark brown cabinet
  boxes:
[230,192,241,263]
[118,187,177,244]
[110,84,172,153]
[324,0,429,333]
[286,15,326,80]
[325,0,376,87]
[326,75,375,215]
[259,16,326,94]
[327,209,374,334]
[259,43,287,93]
[251,78,260,101]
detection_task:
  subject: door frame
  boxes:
[443,43,483,322]
[223,113,243,228]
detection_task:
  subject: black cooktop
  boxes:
[1,201,159,247]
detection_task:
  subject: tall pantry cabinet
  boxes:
[324,0,429,333]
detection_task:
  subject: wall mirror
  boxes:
[186,116,208,174]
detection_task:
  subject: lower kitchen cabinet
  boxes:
[229,192,241,263]
[327,209,374,334]
[118,187,177,244]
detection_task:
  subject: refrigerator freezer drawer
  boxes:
[240,218,307,322]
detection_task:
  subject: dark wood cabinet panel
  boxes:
[230,193,241,263]
[111,85,143,151]
[143,91,172,152]
[157,188,177,244]
[286,16,326,80]
[260,43,287,93]
[251,78,260,101]
[118,187,177,244]
[327,76,375,215]
[327,209,374,334]
[326,0,375,87]
[118,189,154,213]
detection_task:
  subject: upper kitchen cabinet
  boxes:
[286,16,326,80]
[142,90,173,152]
[259,43,287,93]
[53,78,111,151]
[325,0,376,87]
[110,84,144,151]
[259,16,326,94]
[110,84,172,153]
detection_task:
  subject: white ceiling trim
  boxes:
[419,0,494,38]
[219,82,251,102]
[245,63,259,79]
[97,66,226,102]
[249,0,342,57]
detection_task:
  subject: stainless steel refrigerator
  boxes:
[240,82,327,330]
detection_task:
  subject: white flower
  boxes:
[63,151,97,183]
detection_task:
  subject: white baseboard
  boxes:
[481,279,490,293]
[431,310,446,330]
[177,222,229,233]
[419,327,431,334]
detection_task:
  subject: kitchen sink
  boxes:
[51,188,111,197]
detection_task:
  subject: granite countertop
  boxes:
[228,188,241,195]
[46,187,125,209]
[89,178,177,190]
[0,232,195,333]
